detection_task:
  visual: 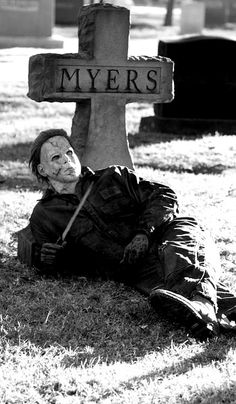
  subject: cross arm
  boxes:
[27,52,91,102]
[27,53,174,104]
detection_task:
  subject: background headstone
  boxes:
[140,35,236,134]
[0,0,63,48]
[228,0,236,23]
[56,0,83,25]
[204,0,227,26]
[180,1,205,35]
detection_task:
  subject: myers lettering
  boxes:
[126,69,141,93]
[57,65,162,94]
[146,70,158,92]
[87,69,101,91]
[59,68,81,91]
[106,69,120,91]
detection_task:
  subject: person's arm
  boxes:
[30,204,67,272]
[136,182,178,241]
[40,241,67,269]
[120,233,149,265]
[119,166,178,237]
[118,167,178,264]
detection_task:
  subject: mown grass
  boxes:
[1,31,236,404]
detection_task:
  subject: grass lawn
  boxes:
[1,21,236,404]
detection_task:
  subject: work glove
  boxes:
[40,242,67,268]
[121,234,149,265]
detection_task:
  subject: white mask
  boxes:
[37,136,81,193]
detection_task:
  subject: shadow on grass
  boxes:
[0,255,181,362]
[128,131,204,146]
[1,134,203,163]
[108,337,236,403]
[129,131,234,174]
[136,161,227,175]
[0,141,32,161]
[123,336,236,379]
[0,167,41,192]
[0,141,42,191]
[180,385,236,404]
[1,252,236,367]
[0,177,41,191]
[0,136,229,191]
[1,252,236,404]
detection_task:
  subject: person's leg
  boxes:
[157,217,220,308]
[150,217,221,338]
[216,282,236,325]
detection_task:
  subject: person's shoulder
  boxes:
[31,197,46,217]
[30,200,45,226]
[31,188,55,215]
[93,165,135,176]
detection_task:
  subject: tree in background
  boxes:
[164,0,175,25]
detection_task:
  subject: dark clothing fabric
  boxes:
[30,165,236,318]
[30,165,178,284]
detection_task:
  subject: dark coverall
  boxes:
[30,165,236,320]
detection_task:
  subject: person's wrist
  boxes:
[134,232,149,243]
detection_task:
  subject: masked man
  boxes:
[28,128,236,340]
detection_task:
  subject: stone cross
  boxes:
[28,3,174,170]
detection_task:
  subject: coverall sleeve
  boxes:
[118,166,179,241]
[30,204,59,246]
[29,203,76,273]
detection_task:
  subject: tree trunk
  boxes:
[164,0,175,26]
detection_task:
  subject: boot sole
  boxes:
[150,288,219,340]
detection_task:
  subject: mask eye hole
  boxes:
[52,154,60,161]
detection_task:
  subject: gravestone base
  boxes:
[0,36,63,49]
[139,116,236,135]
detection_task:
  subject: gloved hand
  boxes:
[40,242,67,267]
[121,234,149,265]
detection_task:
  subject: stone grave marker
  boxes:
[180,1,205,35]
[228,0,236,23]
[140,34,236,134]
[28,3,174,170]
[0,0,63,48]
[56,0,83,25]
[204,0,227,26]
